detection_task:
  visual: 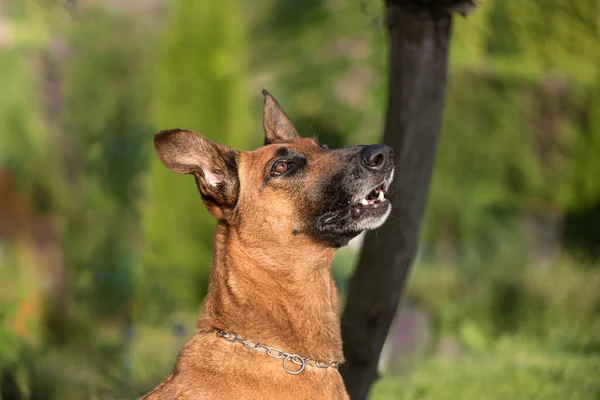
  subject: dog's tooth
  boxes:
[360,198,369,206]
[377,190,385,202]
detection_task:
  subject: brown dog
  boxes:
[142,90,394,399]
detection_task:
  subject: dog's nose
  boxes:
[361,144,394,170]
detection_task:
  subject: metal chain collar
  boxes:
[212,330,342,375]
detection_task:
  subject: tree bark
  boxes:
[340,2,457,399]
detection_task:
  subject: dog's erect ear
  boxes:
[262,89,300,145]
[154,129,239,215]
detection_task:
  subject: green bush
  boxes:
[406,261,600,348]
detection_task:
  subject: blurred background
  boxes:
[0,0,599,398]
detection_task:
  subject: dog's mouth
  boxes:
[351,184,388,218]
[305,147,395,247]
[312,170,394,247]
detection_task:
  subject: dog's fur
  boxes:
[142,91,394,399]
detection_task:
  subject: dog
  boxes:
[141,90,394,399]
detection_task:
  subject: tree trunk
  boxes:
[340,2,461,399]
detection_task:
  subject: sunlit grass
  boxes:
[372,340,600,400]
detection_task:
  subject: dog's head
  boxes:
[154,90,394,248]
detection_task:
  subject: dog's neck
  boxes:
[197,222,344,362]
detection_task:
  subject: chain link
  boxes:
[214,330,342,375]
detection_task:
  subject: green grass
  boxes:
[371,340,600,400]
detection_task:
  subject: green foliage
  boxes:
[247,0,385,147]
[406,262,600,345]
[423,0,600,267]
[425,74,536,271]
[371,340,600,400]
[567,82,600,210]
[563,81,600,258]
[61,8,153,319]
[140,0,251,319]
[0,301,21,365]
[0,45,55,197]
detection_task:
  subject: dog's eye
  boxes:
[320,144,329,150]
[271,160,289,175]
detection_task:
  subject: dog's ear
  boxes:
[262,89,300,145]
[154,129,239,217]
